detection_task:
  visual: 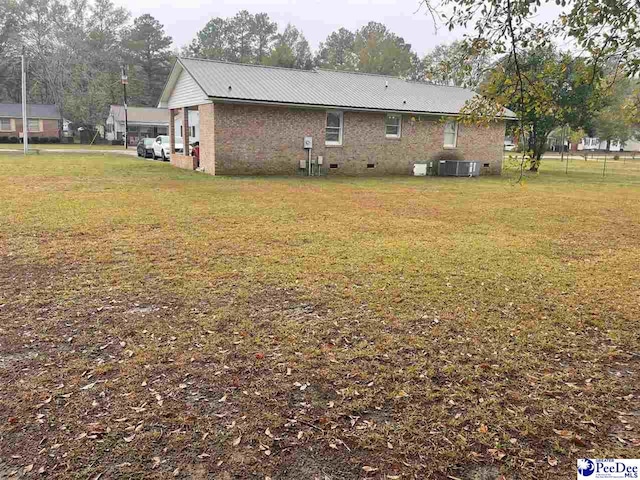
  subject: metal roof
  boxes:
[0,103,60,119]
[109,105,169,125]
[174,57,515,118]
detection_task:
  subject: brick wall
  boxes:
[0,118,60,139]
[198,103,215,174]
[212,103,505,176]
[171,154,196,170]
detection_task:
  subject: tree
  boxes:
[123,14,173,106]
[594,78,638,149]
[418,0,640,176]
[315,27,357,70]
[265,24,312,69]
[421,40,492,89]
[184,12,278,65]
[252,13,277,63]
[229,10,254,63]
[480,45,603,171]
[352,22,415,76]
[184,17,227,59]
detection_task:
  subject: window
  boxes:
[191,126,196,137]
[325,111,343,146]
[444,120,458,148]
[385,114,401,138]
[367,163,375,168]
[27,119,41,132]
[0,118,11,131]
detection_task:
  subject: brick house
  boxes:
[0,104,61,141]
[157,58,514,175]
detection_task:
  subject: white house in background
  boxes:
[577,137,640,152]
[105,105,199,146]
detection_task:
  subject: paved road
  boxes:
[0,148,138,156]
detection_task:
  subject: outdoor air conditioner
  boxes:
[438,160,481,177]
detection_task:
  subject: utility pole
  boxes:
[21,49,28,154]
[121,65,129,149]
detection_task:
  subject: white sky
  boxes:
[113,0,565,57]
[113,0,470,57]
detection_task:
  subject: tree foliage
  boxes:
[183,11,282,66]
[0,0,172,128]
[316,22,418,77]
[480,45,603,170]
[420,40,492,89]
[264,24,313,69]
[123,14,174,106]
[593,78,639,148]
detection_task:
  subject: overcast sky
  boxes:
[112,0,471,57]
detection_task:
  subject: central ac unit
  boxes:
[438,160,480,177]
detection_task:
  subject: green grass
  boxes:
[0,154,639,479]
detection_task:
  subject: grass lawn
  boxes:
[0,154,639,479]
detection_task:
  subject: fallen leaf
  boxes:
[81,382,96,391]
[478,424,489,434]
[232,435,242,446]
[548,457,558,467]
[123,434,135,443]
[362,466,378,473]
[24,465,34,473]
[387,441,393,449]
[218,394,227,403]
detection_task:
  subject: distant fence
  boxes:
[503,151,640,181]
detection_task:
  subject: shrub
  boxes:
[50,137,60,143]
[30,136,40,144]
[613,155,620,160]
[0,136,7,143]
[8,136,18,143]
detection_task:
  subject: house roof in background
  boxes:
[160,57,516,118]
[109,105,169,125]
[0,104,60,119]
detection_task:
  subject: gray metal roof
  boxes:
[0,103,60,119]
[109,105,169,125]
[178,57,515,118]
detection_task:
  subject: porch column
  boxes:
[182,107,190,150]
[169,109,176,155]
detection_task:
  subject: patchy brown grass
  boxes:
[0,154,639,479]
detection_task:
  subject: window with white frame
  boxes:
[0,118,11,131]
[443,120,458,148]
[325,111,343,145]
[27,119,41,132]
[385,114,401,138]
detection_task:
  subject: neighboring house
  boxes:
[157,58,515,175]
[106,105,199,147]
[576,137,640,152]
[0,104,61,140]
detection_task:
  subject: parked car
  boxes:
[504,141,516,151]
[137,138,155,158]
[152,135,184,161]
